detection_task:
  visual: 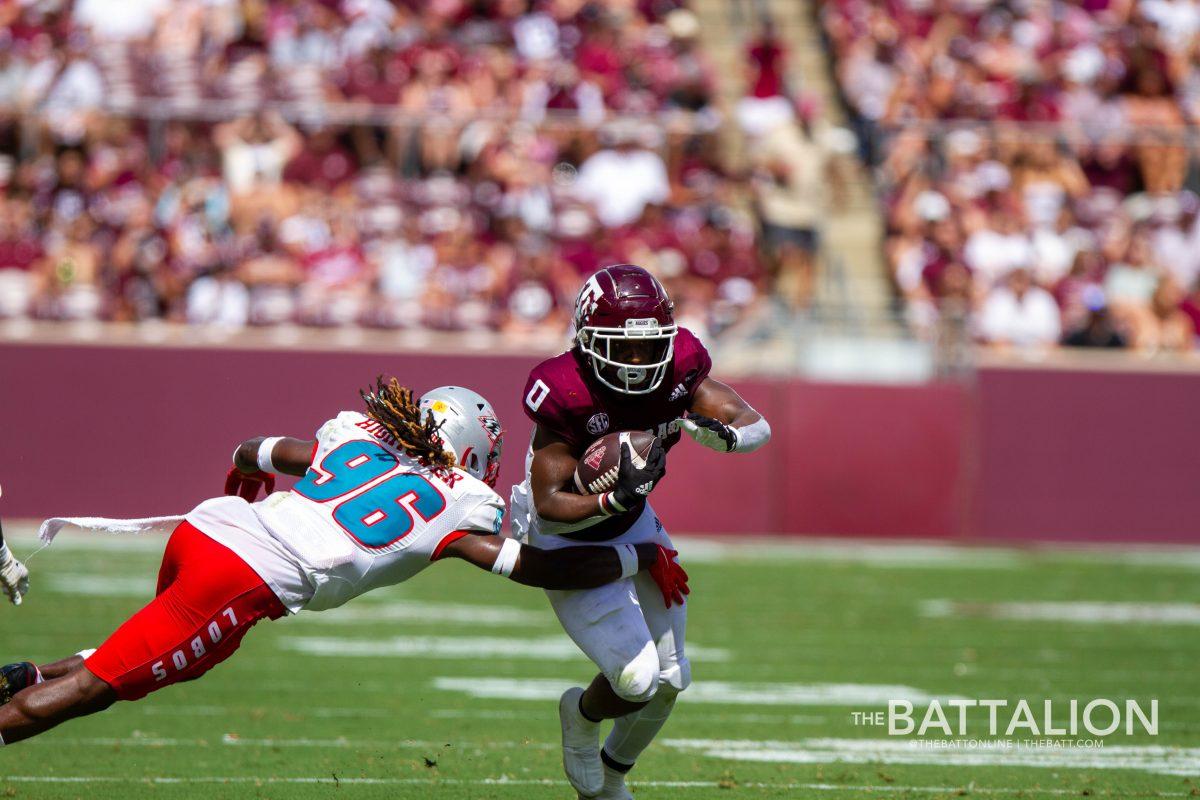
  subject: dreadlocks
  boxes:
[360,377,456,470]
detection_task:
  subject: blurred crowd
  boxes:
[821,0,1200,351]
[0,0,776,338]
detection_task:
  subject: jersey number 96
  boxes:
[294,441,446,549]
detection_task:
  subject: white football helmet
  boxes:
[419,386,504,487]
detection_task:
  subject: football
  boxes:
[574,430,656,494]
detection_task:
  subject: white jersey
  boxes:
[188,411,504,613]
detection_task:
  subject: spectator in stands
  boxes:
[737,17,794,138]
[979,265,1062,348]
[1063,287,1127,348]
[751,101,833,310]
[574,122,671,228]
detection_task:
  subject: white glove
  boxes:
[679,413,738,452]
[0,543,29,606]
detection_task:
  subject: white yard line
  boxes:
[665,737,1200,777]
[0,775,1190,796]
[138,705,393,719]
[432,677,967,706]
[280,635,730,662]
[30,735,551,750]
[45,574,155,596]
[921,599,1200,625]
[294,601,550,627]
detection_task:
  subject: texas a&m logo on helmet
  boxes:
[573,265,678,395]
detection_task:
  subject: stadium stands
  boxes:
[820,0,1200,351]
[0,0,766,339]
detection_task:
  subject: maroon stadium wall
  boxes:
[1,343,1197,542]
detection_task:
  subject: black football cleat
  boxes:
[0,661,42,706]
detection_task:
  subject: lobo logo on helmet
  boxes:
[586,412,610,435]
[478,415,502,444]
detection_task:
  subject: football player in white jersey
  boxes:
[0,380,689,745]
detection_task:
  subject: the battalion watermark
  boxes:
[850,699,1158,748]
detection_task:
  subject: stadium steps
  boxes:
[692,0,897,331]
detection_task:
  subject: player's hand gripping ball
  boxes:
[574,431,666,510]
[224,467,276,502]
[649,545,689,607]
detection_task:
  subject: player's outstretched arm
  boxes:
[233,437,318,477]
[681,378,771,453]
[439,533,689,603]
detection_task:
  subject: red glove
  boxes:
[648,545,689,608]
[224,467,275,502]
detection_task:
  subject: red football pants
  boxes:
[85,521,285,701]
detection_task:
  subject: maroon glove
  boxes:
[648,545,689,608]
[224,467,276,502]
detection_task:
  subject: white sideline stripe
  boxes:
[664,738,1200,777]
[921,599,1200,625]
[282,636,730,662]
[432,677,967,706]
[675,538,1021,568]
[45,574,155,596]
[299,601,550,626]
[10,526,1200,568]
[1,776,1190,796]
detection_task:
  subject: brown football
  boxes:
[574,430,657,495]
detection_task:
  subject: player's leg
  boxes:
[596,568,690,797]
[0,664,116,744]
[547,579,662,797]
[0,521,284,745]
[1,650,99,706]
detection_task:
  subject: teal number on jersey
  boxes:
[296,441,446,548]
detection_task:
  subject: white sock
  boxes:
[601,763,627,791]
[602,687,679,769]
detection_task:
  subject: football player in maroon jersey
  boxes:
[510,264,772,798]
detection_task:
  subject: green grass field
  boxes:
[1,526,1198,799]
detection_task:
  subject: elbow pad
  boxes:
[732,417,771,453]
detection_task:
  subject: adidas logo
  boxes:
[668,383,687,401]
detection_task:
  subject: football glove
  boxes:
[611,439,667,511]
[0,543,29,606]
[680,413,738,452]
[648,545,689,607]
[224,466,276,503]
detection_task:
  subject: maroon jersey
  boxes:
[522,327,712,454]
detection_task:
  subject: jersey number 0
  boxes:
[294,441,447,549]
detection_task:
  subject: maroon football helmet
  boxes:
[573,264,678,395]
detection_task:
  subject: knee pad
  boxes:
[659,656,691,694]
[610,643,661,703]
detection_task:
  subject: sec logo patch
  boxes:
[586,413,610,435]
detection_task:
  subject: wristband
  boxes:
[731,417,771,454]
[616,544,638,579]
[257,437,284,473]
[598,492,626,517]
[491,538,521,577]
